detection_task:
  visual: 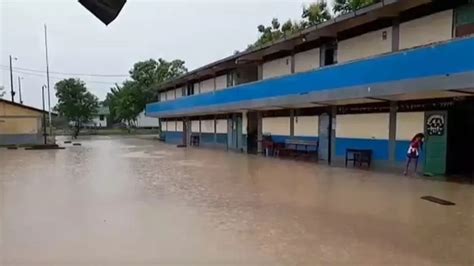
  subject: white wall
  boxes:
[166,90,175,101]
[193,82,200,94]
[161,119,167,131]
[176,121,183,132]
[160,92,167,102]
[191,120,200,133]
[396,112,425,141]
[87,116,107,128]
[215,75,227,90]
[216,119,227,134]
[294,116,319,137]
[166,121,176,132]
[262,117,290,136]
[201,120,215,133]
[338,27,392,63]
[199,78,215,93]
[135,111,159,128]
[294,48,320,73]
[400,10,453,49]
[262,56,291,80]
[175,87,183,99]
[336,113,389,139]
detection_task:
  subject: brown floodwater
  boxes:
[1,136,473,265]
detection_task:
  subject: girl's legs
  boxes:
[404,157,412,176]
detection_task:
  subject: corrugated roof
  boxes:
[0,98,50,114]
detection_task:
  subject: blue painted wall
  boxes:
[200,133,215,147]
[164,131,183,144]
[336,138,389,161]
[147,38,474,116]
[216,134,227,146]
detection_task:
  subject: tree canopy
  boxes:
[249,0,380,49]
[54,78,99,137]
[104,58,187,126]
[333,0,381,15]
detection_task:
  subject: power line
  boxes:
[0,65,129,77]
[0,68,121,85]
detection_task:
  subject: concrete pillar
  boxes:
[290,109,295,137]
[392,18,400,52]
[257,112,263,154]
[389,101,398,165]
[330,106,337,165]
[213,75,217,92]
[214,116,217,145]
[290,52,295,74]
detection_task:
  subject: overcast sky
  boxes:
[0,0,334,109]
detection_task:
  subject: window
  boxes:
[187,83,194,96]
[99,115,104,121]
[227,72,235,87]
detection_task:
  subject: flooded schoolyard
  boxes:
[1,136,473,265]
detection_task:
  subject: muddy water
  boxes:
[1,136,473,265]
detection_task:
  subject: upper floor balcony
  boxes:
[146,37,474,118]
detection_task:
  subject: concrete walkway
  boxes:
[1,136,473,265]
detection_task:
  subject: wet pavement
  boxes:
[1,136,473,266]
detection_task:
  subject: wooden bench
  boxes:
[345,149,372,168]
[275,139,319,160]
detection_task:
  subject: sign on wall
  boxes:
[426,114,446,136]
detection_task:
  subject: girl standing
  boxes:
[404,133,425,176]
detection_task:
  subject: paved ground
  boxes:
[1,136,473,266]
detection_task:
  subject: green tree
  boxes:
[105,58,187,128]
[302,1,332,26]
[333,0,380,15]
[249,1,331,49]
[54,78,99,138]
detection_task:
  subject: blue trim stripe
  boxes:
[200,133,215,146]
[216,134,227,145]
[164,131,183,144]
[336,138,389,161]
[147,38,474,116]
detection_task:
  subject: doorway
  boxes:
[247,112,258,154]
[227,115,240,150]
[446,100,474,181]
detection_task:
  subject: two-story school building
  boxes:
[147,0,474,180]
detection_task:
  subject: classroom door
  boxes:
[319,113,330,162]
[247,112,258,154]
[424,111,448,177]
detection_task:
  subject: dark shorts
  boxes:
[407,152,419,159]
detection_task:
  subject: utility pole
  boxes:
[44,24,53,137]
[18,77,23,104]
[9,55,16,102]
[42,85,47,144]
